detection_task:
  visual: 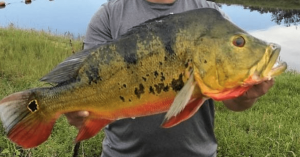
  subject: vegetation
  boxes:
[0,26,300,156]
[213,0,300,10]
[0,26,103,157]
[215,71,300,156]
[214,0,300,27]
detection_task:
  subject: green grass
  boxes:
[0,26,300,156]
[0,26,104,157]
[215,71,300,156]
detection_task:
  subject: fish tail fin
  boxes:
[75,115,112,142]
[0,90,58,148]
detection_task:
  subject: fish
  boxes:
[0,8,287,148]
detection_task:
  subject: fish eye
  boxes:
[233,36,245,47]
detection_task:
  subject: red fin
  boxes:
[161,98,205,128]
[210,86,251,101]
[8,117,56,148]
[75,118,112,142]
[0,90,58,148]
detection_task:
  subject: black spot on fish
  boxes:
[134,84,145,98]
[171,74,184,92]
[85,65,101,84]
[160,72,165,81]
[129,99,132,102]
[154,71,159,78]
[28,100,38,112]
[142,77,147,81]
[164,56,168,61]
[149,86,155,94]
[161,76,165,82]
[184,62,189,68]
[184,59,192,68]
[120,96,125,102]
[86,72,96,84]
[123,84,127,88]
[146,74,150,77]
[154,83,165,94]
[204,60,207,64]
[163,85,169,92]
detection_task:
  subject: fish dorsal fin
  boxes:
[161,71,197,126]
[40,47,96,84]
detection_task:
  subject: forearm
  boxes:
[222,96,257,112]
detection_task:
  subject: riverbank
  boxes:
[214,0,300,10]
[0,27,299,156]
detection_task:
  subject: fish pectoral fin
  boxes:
[162,71,204,128]
[75,117,112,142]
[161,97,206,128]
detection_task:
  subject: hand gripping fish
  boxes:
[0,8,287,148]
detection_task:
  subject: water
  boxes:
[0,0,107,36]
[0,0,299,71]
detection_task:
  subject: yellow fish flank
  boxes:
[0,8,287,148]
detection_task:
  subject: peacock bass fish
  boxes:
[0,8,287,148]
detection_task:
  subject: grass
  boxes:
[215,71,300,156]
[0,25,104,157]
[0,26,300,156]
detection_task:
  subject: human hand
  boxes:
[223,79,274,111]
[240,78,275,100]
[65,111,89,129]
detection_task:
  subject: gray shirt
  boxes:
[84,0,226,156]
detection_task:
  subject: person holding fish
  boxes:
[0,0,287,155]
[64,0,276,157]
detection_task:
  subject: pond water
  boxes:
[0,0,299,71]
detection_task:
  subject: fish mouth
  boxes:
[261,43,287,78]
[244,43,287,86]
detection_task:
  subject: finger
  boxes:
[255,79,274,95]
[244,79,275,99]
[65,111,90,129]
[76,111,90,117]
[65,111,89,119]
